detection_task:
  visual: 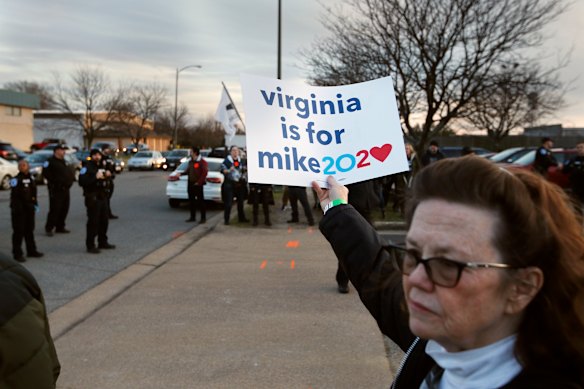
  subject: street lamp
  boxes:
[173,64,202,149]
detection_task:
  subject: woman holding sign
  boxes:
[313,156,584,387]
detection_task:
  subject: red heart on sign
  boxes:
[370,144,392,162]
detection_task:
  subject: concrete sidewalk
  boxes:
[51,208,401,388]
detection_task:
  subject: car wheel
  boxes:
[169,198,180,208]
[150,163,154,171]
[1,175,11,190]
[129,167,134,171]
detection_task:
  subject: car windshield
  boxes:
[134,152,152,158]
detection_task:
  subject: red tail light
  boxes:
[207,177,221,184]
[167,174,181,182]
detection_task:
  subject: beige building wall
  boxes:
[0,104,35,150]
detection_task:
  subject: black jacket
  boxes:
[10,172,37,210]
[0,257,60,388]
[319,205,582,388]
[563,155,584,197]
[43,156,74,190]
[78,160,108,197]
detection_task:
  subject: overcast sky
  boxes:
[1,0,583,127]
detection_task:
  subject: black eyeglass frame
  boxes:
[383,243,518,288]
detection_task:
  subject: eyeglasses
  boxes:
[384,243,518,288]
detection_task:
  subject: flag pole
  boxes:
[221,81,246,132]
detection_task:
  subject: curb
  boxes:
[48,212,223,340]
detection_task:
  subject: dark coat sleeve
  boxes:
[319,204,415,352]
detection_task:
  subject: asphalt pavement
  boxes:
[51,204,405,389]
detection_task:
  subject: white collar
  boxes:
[422,335,522,389]
[227,155,239,164]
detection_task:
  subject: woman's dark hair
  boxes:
[406,156,584,379]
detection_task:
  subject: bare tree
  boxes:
[4,80,56,109]
[115,83,167,146]
[466,62,565,149]
[187,116,226,148]
[53,66,125,148]
[303,0,568,156]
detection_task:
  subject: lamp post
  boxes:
[173,64,201,149]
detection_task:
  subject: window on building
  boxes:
[5,106,22,116]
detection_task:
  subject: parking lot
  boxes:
[0,169,220,312]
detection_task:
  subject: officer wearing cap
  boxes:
[534,137,561,177]
[78,149,115,254]
[100,144,118,219]
[10,159,44,262]
[43,144,75,236]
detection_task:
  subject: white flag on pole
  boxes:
[214,86,241,141]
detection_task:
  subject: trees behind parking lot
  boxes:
[53,66,126,148]
[114,83,167,147]
[303,0,568,154]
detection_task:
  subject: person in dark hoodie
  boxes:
[0,256,61,388]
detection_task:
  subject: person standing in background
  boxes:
[185,147,208,223]
[10,160,43,262]
[534,137,561,177]
[221,146,248,225]
[79,149,115,254]
[100,144,118,219]
[43,144,75,236]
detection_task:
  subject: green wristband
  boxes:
[323,198,348,214]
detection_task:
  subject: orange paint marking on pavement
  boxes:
[171,231,185,239]
[290,260,296,269]
[286,240,300,248]
[260,260,267,269]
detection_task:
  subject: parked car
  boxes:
[30,138,66,151]
[501,148,576,189]
[25,150,82,184]
[166,157,224,207]
[0,156,18,190]
[163,149,190,171]
[0,142,20,161]
[489,147,535,164]
[123,143,149,154]
[127,151,165,171]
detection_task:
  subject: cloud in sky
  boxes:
[0,0,582,127]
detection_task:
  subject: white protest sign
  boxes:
[240,74,408,187]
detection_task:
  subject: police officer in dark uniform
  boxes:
[563,141,584,214]
[185,147,208,223]
[534,137,561,177]
[10,160,44,262]
[79,149,115,254]
[100,144,118,219]
[43,144,75,236]
[248,183,273,227]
